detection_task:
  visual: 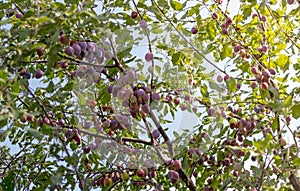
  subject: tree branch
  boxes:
[289,171,300,191]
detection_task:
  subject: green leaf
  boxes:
[1,171,15,191]
[282,95,293,108]
[170,0,183,10]
[292,157,300,166]
[291,104,300,119]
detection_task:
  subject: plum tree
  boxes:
[1,0,300,191]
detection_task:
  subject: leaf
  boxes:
[251,166,263,177]
[292,157,300,166]
[170,0,183,11]
[291,104,300,119]
[275,54,288,70]
[1,171,15,191]
[282,95,293,108]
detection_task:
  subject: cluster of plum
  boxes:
[91,167,158,188]
[251,66,276,91]
[107,69,160,119]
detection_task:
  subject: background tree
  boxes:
[1,0,300,190]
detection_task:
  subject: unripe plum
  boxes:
[104,177,112,186]
[121,171,130,181]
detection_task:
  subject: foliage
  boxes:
[0,0,300,190]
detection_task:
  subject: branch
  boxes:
[289,171,300,191]
[177,168,196,191]
[149,110,174,158]
[23,83,84,190]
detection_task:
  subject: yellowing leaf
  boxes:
[170,0,183,11]
[275,54,288,69]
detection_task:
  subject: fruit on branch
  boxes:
[222,28,228,35]
[212,13,218,19]
[234,45,241,53]
[136,168,146,178]
[36,46,44,57]
[73,130,82,145]
[262,69,271,78]
[174,160,182,170]
[287,0,295,4]
[131,11,138,19]
[83,146,91,154]
[120,171,129,181]
[24,71,31,79]
[16,13,23,19]
[78,41,87,51]
[145,52,153,62]
[224,74,230,81]
[269,68,276,75]
[65,46,74,56]
[151,93,160,101]
[152,129,161,139]
[180,103,187,111]
[236,83,241,89]
[141,104,150,114]
[174,97,180,105]
[250,82,257,89]
[59,61,68,69]
[191,27,198,34]
[168,170,179,184]
[27,115,35,122]
[35,70,44,79]
[149,171,157,178]
[72,43,81,56]
[217,75,223,82]
[139,20,148,29]
[207,107,215,116]
[251,67,259,75]
[60,34,69,44]
[104,177,112,186]
[261,82,269,90]
[21,115,27,123]
[217,0,223,4]
[261,16,267,22]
